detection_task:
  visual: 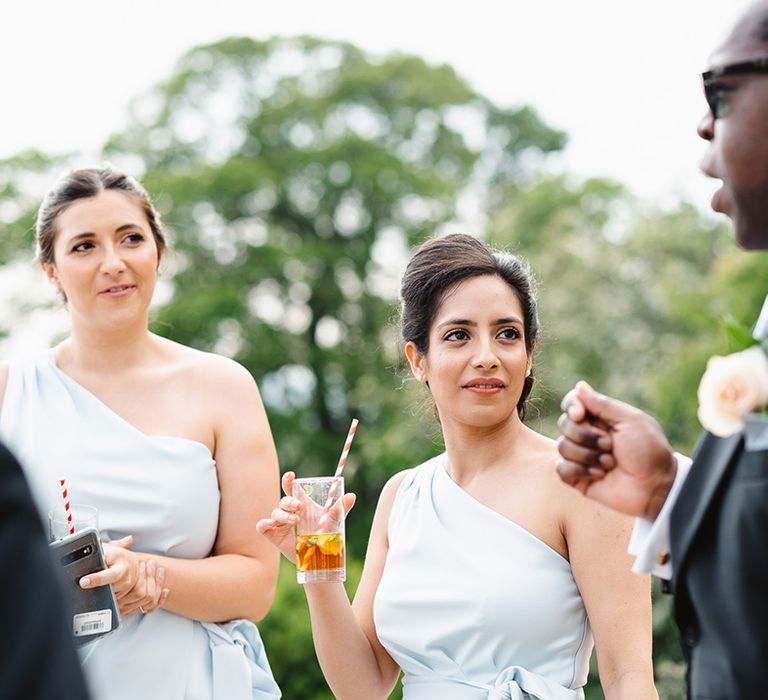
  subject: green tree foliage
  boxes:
[101,35,566,553]
[94,36,565,698]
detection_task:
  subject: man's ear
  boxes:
[404,341,428,383]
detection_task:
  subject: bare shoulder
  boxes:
[193,351,256,391]
[154,335,257,394]
[551,451,634,543]
[523,428,565,489]
[522,428,604,520]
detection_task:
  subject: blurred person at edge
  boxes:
[259,233,658,699]
[556,2,768,698]
[0,166,281,700]
[0,441,90,700]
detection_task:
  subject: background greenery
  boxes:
[3,36,768,699]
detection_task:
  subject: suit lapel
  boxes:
[671,432,742,579]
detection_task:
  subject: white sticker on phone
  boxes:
[73,610,112,637]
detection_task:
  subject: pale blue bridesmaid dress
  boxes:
[374,456,594,699]
[0,350,281,700]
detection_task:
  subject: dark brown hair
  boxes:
[400,233,539,419]
[36,165,166,265]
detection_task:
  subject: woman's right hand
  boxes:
[256,471,356,563]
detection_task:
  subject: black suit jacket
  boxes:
[0,441,90,700]
[669,431,768,700]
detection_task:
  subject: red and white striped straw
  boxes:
[59,478,75,536]
[323,418,359,509]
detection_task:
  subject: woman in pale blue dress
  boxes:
[0,167,281,699]
[259,234,658,699]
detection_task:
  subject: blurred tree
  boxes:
[101,35,566,551]
[96,36,567,699]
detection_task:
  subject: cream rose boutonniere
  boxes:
[697,345,768,437]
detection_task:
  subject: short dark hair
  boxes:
[399,233,539,419]
[36,165,166,266]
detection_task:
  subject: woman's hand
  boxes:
[79,535,170,616]
[256,471,356,563]
[118,559,170,616]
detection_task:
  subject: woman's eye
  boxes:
[124,233,145,244]
[444,329,470,341]
[72,241,94,253]
[498,327,520,340]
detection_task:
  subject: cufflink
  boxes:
[657,552,670,566]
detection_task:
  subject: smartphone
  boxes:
[49,527,121,646]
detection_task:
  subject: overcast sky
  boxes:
[0,1,749,212]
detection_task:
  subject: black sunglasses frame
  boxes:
[702,57,768,118]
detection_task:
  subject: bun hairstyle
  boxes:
[399,233,539,419]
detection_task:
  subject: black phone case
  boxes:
[49,527,121,647]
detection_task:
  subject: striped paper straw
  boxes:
[323,418,359,509]
[59,478,75,535]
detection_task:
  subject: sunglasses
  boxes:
[702,57,768,118]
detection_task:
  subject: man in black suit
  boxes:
[0,441,90,699]
[556,2,768,698]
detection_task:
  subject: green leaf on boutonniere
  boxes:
[722,314,759,353]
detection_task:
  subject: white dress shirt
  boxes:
[627,453,692,579]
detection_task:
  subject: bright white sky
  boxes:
[0,1,751,215]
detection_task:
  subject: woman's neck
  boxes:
[58,321,157,374]
[441,414,530,484]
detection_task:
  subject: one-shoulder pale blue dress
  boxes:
[373,456,594,699]
[0,350,281,700]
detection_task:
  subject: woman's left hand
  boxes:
[79,535,169,615]
[118,559,169,616]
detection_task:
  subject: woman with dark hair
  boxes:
[258,233,657,699]
[0,166,281,700]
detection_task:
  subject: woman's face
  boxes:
[42,190,160,331]
[406,274,532,430]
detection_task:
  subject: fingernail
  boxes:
[140,562,146,574]
[588,468,605,477]
[158,567,165,582]
[80,577,91,587]
[148,560,156,575]
[120,535,132,542]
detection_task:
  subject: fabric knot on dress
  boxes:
[489,665,583,700]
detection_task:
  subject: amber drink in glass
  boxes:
[293,476,345,583]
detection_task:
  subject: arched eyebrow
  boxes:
[436,316,523,329]
[65,223,145,242]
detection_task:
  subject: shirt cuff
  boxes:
[628,453,692,578]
